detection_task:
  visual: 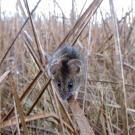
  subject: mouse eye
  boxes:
[57,80,61,88]
[68,80,73,89]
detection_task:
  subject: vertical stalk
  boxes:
[109,0,129,134]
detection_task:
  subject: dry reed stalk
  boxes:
[0,71,10,85]
[109,0,129,134]
[17,0,27,19]
[83,17,93,111]
[13,100,21,135]
[24,0,44,65]
[8,74,29,135]
[50,82,68,135]
[0,71,10,135]
[78,0,88,17]
[0,112,74,133]
[88,79,135,88]
[23,31,44,71]
[70,0,102,45]
[68,98,95,135]
[58,0,103,49]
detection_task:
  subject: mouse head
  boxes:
[49,59,82,100]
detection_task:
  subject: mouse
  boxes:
[47,44,84,100]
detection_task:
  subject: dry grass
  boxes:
[0,0,135,134]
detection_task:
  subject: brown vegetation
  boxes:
[0,0,135,134]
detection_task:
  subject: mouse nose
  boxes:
[62,90,72,100]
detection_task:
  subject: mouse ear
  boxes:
[68,59,82,75]
[50,61,62,75]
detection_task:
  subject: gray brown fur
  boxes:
[47,45,84,100]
